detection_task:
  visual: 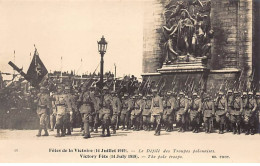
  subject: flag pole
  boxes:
[60,56,63,83]
[13,50,16,78]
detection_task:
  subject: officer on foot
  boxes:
[36,86,50,137]
[202,94,215,133]
[150,89,163,136]
[176,91,189,132]
[111,91,122,134]
[78,86,94,139]
[141,94,152,131]
[120,94,133,131]
[131,94,142,131]
[162,91,176,132]
[231,91,243,135]
[215,91,228,134]
[189,92,202,133]
[226,90,234,132]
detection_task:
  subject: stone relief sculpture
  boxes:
[162,0,213,64]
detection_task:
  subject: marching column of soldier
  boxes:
[32,82,260,138]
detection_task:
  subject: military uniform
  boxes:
[99,92,112,137]
[50,92,57,131]
[176,92,189,132]
[36,87,50,136]
[131,95,142,131]
[255,92,260,134]
[150,90,163,136]
[120,94,133,130]
[230,92,243,134]
[93,94,101,133]
[162,93,177,132]
[215,94,228,134]
[189,93,202,133]
[226,91,234,132]
[78,88,94,138]
[202,96,215,133]
[141,95,152,131]
[65,87,77,135]
[111,93,122,134]
[243,92,257,135]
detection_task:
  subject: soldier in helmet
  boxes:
[111,91,122,134]
[53,85,73,137]
[93,89,101,133]
[64,86,76,135]
[202,94,215,133]
[226,89,234,132]
[141,94,152,131]
[255,92,260,134]
[215,91,228,134]
[77,86,94,139]
[120,93,133,130]
[131,93,143,131]
[230,91,243,134]
[176,91,189,132]
[49,88,57,131]
[189,92,202,133]
[99,86,112,137]
[162,91,177,132]
[150,89,163,136]
[243,91,257,135]
[35,86,50,137]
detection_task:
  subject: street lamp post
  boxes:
[97,36,108,89]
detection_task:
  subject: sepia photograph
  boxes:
[0,0,259,163]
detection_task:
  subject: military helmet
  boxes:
[40,86,47,91]
[139,93,143,96]
[147,94,152,97]
[103,86,109,90]
[218,91,224,95]
[248,91,253,95]
[152,88,158,93]
[142,96,147,100]
[192,92,198,96]
[242,92,247,96]
[179,91,184,95]
[256,92,260,96]
[227,90,233,93]
[166,91,172,95]
[124,93,129,97]
[111,91,116,94]
[234,90,239,94]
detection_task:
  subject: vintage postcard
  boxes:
[0,0,259,163]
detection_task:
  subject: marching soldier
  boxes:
[131,94,143,131]
[64,86,76,135]
[111,91,122,134]
[99,86,112,137]
[53,85,73,137]
[230,91,243,134]
[162,91,177,132]
[226,90,233,132]
[36,86,50,137]
[78,86,94,139]
[189,92,202,133]
[120,94,133,130]
[141,94,152,131]
[243,91,257,135]
[150,89,163,136]
[50,90,57,131]
[255,92,260,134]
[93,90,101,133]
[176,91,189,132]
[215,91,228,134]
[202,94,215,133]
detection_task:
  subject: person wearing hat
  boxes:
[53,85,73,137]
[189,92,202,133]
[77,86,94,138]
[49,87,57,131]
[64,86,77,135]
[230,91,243,134]
[93,90,101,133]
[243,91,257,135]
[202,94,215,133]
[150,88,163,136]
[162,91,177,132]
[255,92,260,134]
[35,86,51,137]
[120,93,133,130]
[99,86,113,137]
[141,94,152,131]
[215,91,228,134]
[176,91,189,132]
[111,91,122,134]
[226,90,234,132]
[130,94,142,131]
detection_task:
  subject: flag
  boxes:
[26,48,48,87]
